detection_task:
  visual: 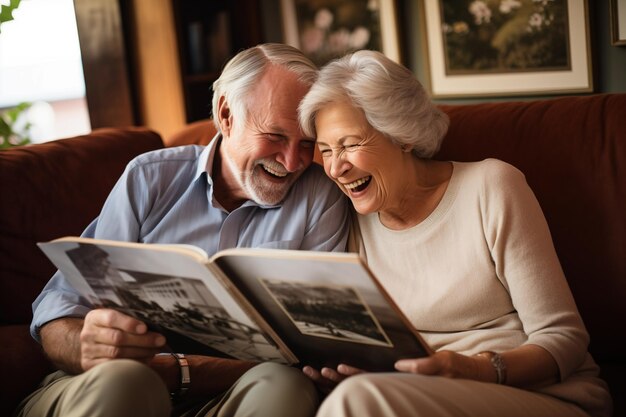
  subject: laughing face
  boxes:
[217,66,316,208]
[315,101,408,216]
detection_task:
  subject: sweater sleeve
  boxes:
[481,159,589,380]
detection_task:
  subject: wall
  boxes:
[592,0,626,93]
[118,0,626,133]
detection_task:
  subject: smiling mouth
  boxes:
[261,164,288,179]
[344,176,371,193]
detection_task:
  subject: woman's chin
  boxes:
[350,200,375,216]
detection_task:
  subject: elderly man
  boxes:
[16,44,349,417]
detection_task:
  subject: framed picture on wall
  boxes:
[610,0,626,46]
[280,0,401,67]
[421,0,593,98]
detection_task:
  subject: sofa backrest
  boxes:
[435,94,626,365]
[0,127,164,325]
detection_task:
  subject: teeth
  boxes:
[345,176,371,190]
[263,165,288,177]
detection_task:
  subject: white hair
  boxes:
[212,43,318,131]
[299,50,449,158]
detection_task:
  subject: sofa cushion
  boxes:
[0,128,164,326]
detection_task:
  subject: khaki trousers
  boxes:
[317,373,592,417]
[15,360,318,417]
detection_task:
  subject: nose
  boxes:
[327,151,351,179]
[276,141,313,172]
[277,141,308,172]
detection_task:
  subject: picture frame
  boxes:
[280,0,401,67]
[421,0,593,98]
[610,0,626,46]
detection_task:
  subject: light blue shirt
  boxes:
[31,137,350,341]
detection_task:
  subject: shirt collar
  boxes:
[195,132,221,186]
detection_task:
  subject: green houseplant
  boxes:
[0,102,32,149]
[0,0,31,149]
[0,0,21,33]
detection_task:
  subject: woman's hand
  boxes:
[302,364,364,394]
[396,345,560,387]
[395,350,491,382]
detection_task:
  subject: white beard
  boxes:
[223,154,293,206]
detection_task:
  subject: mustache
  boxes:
[256,159,303,174]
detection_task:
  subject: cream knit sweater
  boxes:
[355,159,612,417]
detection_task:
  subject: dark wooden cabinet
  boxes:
[172,0,263,123]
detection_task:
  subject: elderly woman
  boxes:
[298,50,612,417]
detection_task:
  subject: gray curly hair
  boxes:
[298,50,449,158]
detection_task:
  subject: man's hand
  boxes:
[40,309,167,374]
[41,310,257,399]
[79,309,166,371]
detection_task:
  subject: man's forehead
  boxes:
[249,115,307,137]
[242,67,311,137]
[255,66,310,99]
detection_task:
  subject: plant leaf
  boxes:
[0,0,22,33]
[5,102,31,123]
[0,100,31,149]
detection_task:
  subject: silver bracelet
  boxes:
[478,351,507,385]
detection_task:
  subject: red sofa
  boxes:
[1,94,624,416]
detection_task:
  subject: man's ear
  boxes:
[217,96,232,136]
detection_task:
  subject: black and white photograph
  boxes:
[64,243,285,363]
[259,278,392,347]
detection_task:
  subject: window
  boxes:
[0,0,90,142]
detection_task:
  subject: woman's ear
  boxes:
[216,96,232,136]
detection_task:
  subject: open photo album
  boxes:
[38,237,431,371]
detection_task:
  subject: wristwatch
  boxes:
[170,353,190,400]
[477,351,507,385]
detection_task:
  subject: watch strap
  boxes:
[170,353,190,400]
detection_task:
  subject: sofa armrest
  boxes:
[0,325,54,416]
[0,127,164,326]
